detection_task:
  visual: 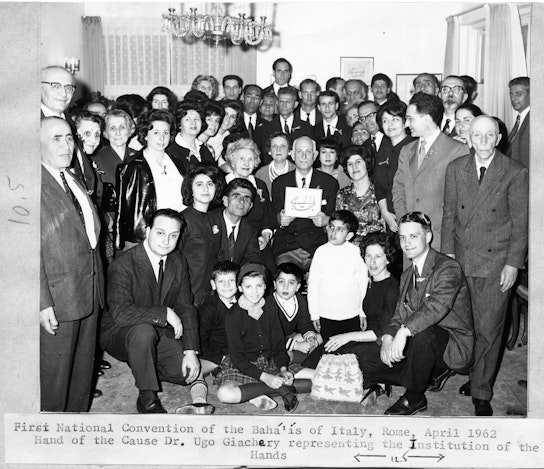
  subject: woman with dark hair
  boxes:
[115,109,185,250]
[192,74,220,100]
[197,100,226,160]
[453,103,483,147]
[146,86,178,113]
[179,164,225,306]
[207,99,243,160]
[323,231,400,405]
[351,122,371,146]
[316,137,351,189]
[167,101,216,176]
[374,101,416,234]
[336,145,384,244]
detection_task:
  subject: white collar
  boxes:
[143,238,167,279]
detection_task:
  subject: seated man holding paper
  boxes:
[271,136,339,271]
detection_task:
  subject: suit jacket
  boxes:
[384,249,474,371]
[441,150,528,278]
[507,111,530,169]
[101,243,199,352]
[208,209,264,266]
[40,168,104,321]
[271,169,339,257]
[297,107,323,127]
[392,131,468,249]
[254,115,315,166]
[241,112,267,141]
[166,140,216,176]
[313,115,351,148]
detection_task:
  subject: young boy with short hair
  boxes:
[216,263,311,412]
[271,263,320,359]
[308,210,369,343]
[176,261,238,414]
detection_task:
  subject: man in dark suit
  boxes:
[241,84,266,141]
[357,212,474,415]
[40,117,105,412]
[392,92,468,251]
[506,76,530,169]
[358,100,389,161]
[442,115,528,416]
[222,74,243,101]
[297,78,322,126]
[209,178,264,267]
[262,57,292,97]
[271,136,339,271]
[254,86,314,165]
[314,90,351,148]
[439,75,468,137]
[101,209,211,414]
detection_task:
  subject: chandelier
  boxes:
[162,3,273,47]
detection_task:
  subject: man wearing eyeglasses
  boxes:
[41,65,100,201]
[358,100,391,162]
[439,75,468,137]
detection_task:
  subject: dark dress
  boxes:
[166,140,216,176]
[179,206,219,306]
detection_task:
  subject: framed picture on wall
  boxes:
[340,57,374,84]
[396,73,442,103]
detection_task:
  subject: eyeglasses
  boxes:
[41,81,76,93]
[440,85,465,95]
[359,112,377,123]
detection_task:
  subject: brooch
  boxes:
[212,225,219,235]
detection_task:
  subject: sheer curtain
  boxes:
[101,17,256,100]
[82,16,106,93]
[484,4,528,127]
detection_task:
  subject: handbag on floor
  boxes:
[310,353,364,402]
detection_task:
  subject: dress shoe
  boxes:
[428,369,455,392]
[137,396,167,414]
[459,380,471,396]
[175,403,215,415]
[385,395,427,416]
[472,397,493,416]
[93,389,103,399]
[100,360,112,370]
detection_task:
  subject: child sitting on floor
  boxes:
[303,209,369,369]
[271,262,321,361]
[177,261,239,414]
[216,263,312,412]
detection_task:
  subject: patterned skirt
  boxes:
[214,354,304,386]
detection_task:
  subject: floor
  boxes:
[90,321,527,417]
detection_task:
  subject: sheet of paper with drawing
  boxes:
[283,187,323,218]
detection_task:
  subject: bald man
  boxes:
[40,117,104,411]
[442,115,528,416]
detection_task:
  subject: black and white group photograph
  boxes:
[1,1,542,467]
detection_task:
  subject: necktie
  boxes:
[508,114,521,142]
[301,177,306,188]
[442,118,451,134]
[248,117,254,138]
[371,135,377,155]
[157,259,164,296]
[283,119,290,135]
[305,113,311,123]
[228,226,236,261]
[60,170,85,226]
[479,166,486,185]
[326,124,331,137]
[413,265,420,290]
[417,140,426,169]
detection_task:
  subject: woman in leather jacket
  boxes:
[114,109,185,250]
